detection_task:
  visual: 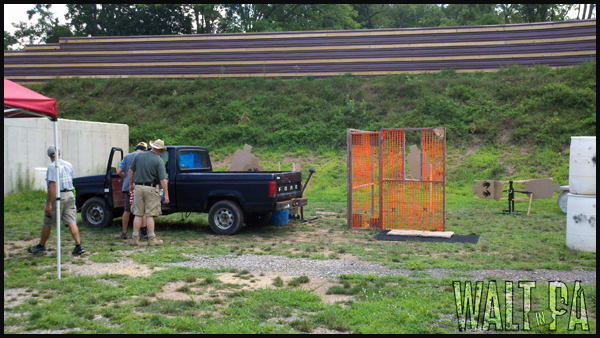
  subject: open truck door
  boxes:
[80,147,124,228]
[104,147,125,211]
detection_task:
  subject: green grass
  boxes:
[4,188,596,333]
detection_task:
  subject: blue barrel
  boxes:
[268,210,289,226]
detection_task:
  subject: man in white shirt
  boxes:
[27,146,85,255]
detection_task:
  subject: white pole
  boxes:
[53,120,61,279]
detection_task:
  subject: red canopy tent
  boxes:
[4,78,63,279]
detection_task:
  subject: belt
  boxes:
[135,182,156,186]
[60,189,72,192]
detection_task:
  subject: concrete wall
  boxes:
[4,118,129,195]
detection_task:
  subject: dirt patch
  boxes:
[153,272,352,305]
[210,154,234,170]
[4,288,33,308]
[4,239,40,255]
[62,256,160,278]
[310,327,350,334]
[300,277,352,304]
[152,281,192,301]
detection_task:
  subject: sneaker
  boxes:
[121,232,128,240]
[27,244,47,255]
[148,236,164,246]
[140,227,148,239]
[130,235,140,246]
[72,244,85,255]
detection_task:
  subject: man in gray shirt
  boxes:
[129,139,169,246]
[27,146,85,255]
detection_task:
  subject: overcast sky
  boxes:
[4,4,593,36]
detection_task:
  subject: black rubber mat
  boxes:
[374,231,480,244]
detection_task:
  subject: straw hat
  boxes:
[150,139,166,150]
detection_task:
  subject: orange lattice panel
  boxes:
[348,128,445,231]
[348,131,380,229]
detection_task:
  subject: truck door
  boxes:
[175,148,212,211]
[104,147,125,211]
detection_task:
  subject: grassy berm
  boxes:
[27,62,596,201]
[3,63,596,333]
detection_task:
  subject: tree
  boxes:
[218,4,359,33]
[4,30,18,50]
[441,4,502,26]
[11,4,73,46]
[66,4,193,37]
[188,4,221,34]
[510,4,574,23]
[586,4,596,19]
[131,4,193,35]
[353,4,387,29]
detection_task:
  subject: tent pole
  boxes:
[54,121,61,279]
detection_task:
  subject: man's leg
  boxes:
[66,223,81,245]
[67,223,86,255]
[38,225,52,246]
[122,211,130,234]
[146,216,163,246]
[27,224,51,254]
[140,215,148,238]
[146,216,154,234]
[133,215,142,234]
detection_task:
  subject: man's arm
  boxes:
[117,158,125,178]
[160,178,169,204]
[46,181,56,215]
[128,169,135,192]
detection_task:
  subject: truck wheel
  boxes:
[82,197,114,228]
[244,212,272,227]
[208,200,244,235]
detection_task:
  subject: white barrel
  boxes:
[566,194,596,253]
[569,136,596,195]
[32,167,48,191]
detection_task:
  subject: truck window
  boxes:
[179,150,209,170]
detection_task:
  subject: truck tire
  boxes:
[82,197,114,228]
[244,212,273,227]
[208,200,244,235]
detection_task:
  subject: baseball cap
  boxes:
[134,141,148,151]
[47,145,59,157]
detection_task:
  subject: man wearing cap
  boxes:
[117,142,149,240]
[27,146,85,255]
[128,139,169,246]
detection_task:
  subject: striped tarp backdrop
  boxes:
[4,20,596,83]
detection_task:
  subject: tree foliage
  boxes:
[4,4,593,50]
[9,4,72,47]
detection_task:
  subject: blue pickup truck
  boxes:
[73,146,307,235]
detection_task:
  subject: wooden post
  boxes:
[484,200,490,213]
[527,193,533,216]
[429,163,433,216]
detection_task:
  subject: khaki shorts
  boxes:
[132,185,161,217]
[43,191,77,227]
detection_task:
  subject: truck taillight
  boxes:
[269,180,277,197]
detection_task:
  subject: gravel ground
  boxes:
[167,254,596,284]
